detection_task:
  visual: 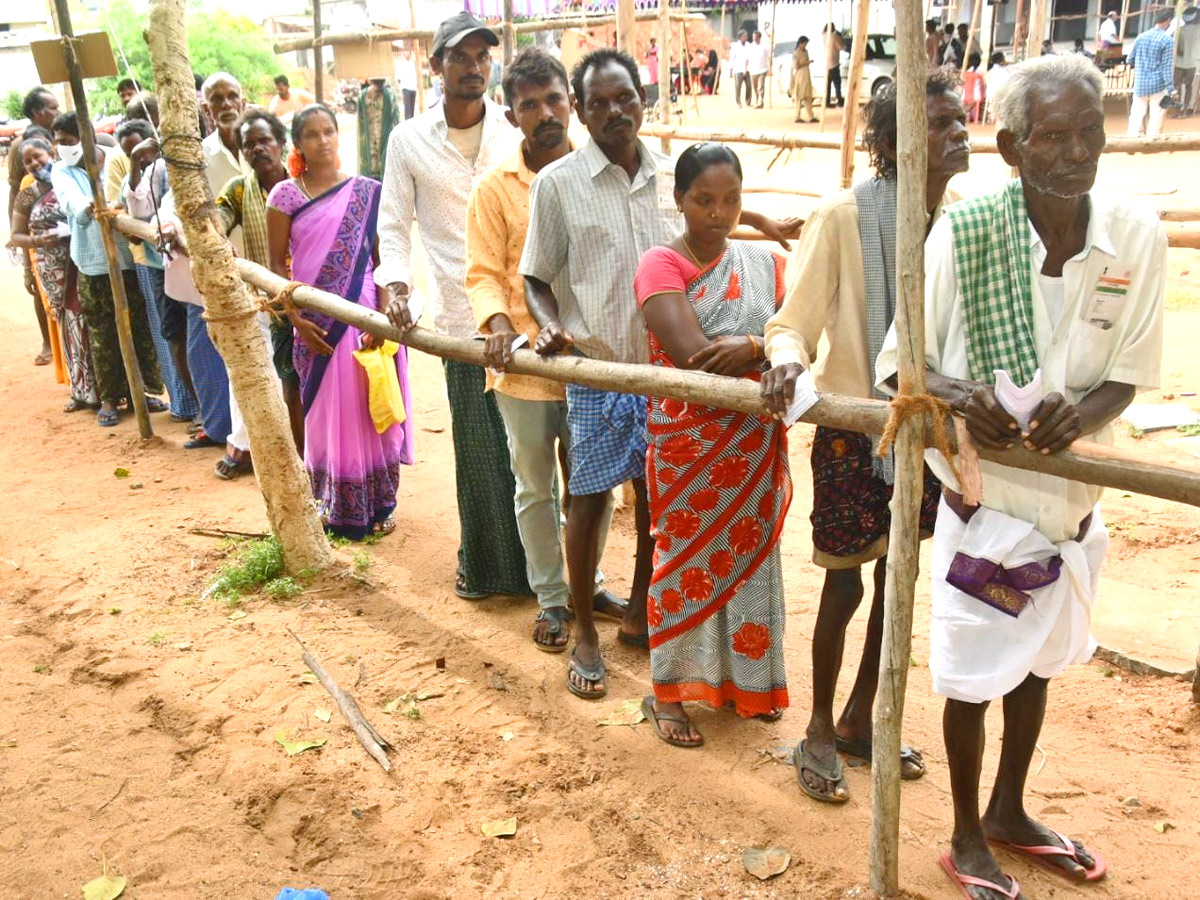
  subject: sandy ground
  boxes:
[1,99,1199,899]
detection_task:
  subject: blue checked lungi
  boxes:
[185,302,232,443]
[135,265,198,420]
[565,382,648,496]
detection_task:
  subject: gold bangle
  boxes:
[746,335,759,358]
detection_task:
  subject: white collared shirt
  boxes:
[875,192,1166,543]
[749,40,771,75]
[374,98,520,337]
[519,138,681,365]
[202,129,253,254]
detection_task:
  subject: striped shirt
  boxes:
[519,139,681,365]
[1128,27,1175,96]
[51,160,132,277]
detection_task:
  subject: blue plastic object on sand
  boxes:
[275,890,330,900]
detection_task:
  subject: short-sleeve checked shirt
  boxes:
[1129,27,1175,96]
[519,139,681,365]
[51,160,132,277]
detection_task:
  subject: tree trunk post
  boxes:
[658,0,671,154]
[53,0,152,439]
[145,0,334,575]
[869,0,927,893]
[1013,0,1029,59]
[313,0,324,102]
[840,0,872,188]
[408,0,426,114]
[1028,0,1047,56]
[616,0,636,54]
[1118,0,1132,44]
[960,0,983,82]
[820,0,834,132]
[502,0,515,66]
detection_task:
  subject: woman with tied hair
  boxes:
[266,104,414,539]
[10,136,98,411]
[633,142,792,748]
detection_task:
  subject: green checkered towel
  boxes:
[946,179,1040,387]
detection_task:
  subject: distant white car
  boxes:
[773,32,897,104]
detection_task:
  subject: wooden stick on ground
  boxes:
[287,627,393,772]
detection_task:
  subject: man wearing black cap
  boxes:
[378,12,533,602]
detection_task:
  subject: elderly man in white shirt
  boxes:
[877,54,1163,900]
[380,11,531,602]
[729,30,752,108]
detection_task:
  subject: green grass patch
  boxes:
[1177,424,1200,437]
[263,576,302,599]
[352,551,372,575]
[208,537,286,600]
[146,631,167,646]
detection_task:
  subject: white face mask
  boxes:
[58,142,84,167]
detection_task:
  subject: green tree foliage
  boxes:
[80,0,289,116]
[3,89,23,119]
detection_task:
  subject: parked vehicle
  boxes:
[773,31,897,105]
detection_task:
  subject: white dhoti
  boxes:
[930,497,1109,704]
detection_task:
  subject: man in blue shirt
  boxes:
[50,112,163,427]
[1127,9,1176,137]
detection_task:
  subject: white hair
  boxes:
[993,54,1104,140]
[201,72,241,98]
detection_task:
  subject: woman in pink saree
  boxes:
[267,104,413,539]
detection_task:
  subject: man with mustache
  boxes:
[876,55,1164,898]
[519,49,799,699]
[380,12,533,602]
[465,49,628,653]
[761,72,971,806]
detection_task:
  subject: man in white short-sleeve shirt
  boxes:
[876,55,1164,899]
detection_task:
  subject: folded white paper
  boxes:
[993,368,1044,432]
[782,369,820,426]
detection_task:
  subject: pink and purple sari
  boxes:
[267,175,414,539]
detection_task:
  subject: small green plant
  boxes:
[343,654,357,665]
[146,631,167,646]
[352,551,372,574]
[328,535,352,550]
[1177,423,1200,437]
[208,536,285,599]
[1127,425,1145,440]
[109,607,122,615]
[33,664,46,674]
[263,576,302,599]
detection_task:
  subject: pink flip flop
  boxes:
[939,852,1020,900]
[989,830,1107,882]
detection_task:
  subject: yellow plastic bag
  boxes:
[352,340,406,434]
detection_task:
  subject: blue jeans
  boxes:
[185,302,231,442]
[135,265,197,419]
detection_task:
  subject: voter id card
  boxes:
[1081,268,1130,331]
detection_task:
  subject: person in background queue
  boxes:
[380,11,532,601]
[1127,9,1176,138]
[357,78,400,182]
[876,54,1163,899]
[50,112,164,428]
[762,72,970,804]
[269,74,315,123]
[792,36,816,123]
[466,49,629,653]
[117,78,138,109]
[520,48,800,699]
[635,143,792,746]
[11,88,61,366]
[268,104,413,538]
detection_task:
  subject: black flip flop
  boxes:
[795,739,850,804]
[566,650,606,700]
[835,735,926,780]
[533,607,570,654]
[454,572,489,600]
[617,630,649,651]
[591,589,629,622]
[641,695,704,748]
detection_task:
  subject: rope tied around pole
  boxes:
[159,132,208,171]
[876,392,962,485]
[200,281,305,324]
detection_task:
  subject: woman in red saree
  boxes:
[634,143,792,748]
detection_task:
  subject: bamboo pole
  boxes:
[679,21,688,123]
[616,0,636,53]
[313,0,323,103]
[407,0,425,114]
[840,0,872,188]
[1013,0,1029,59]
[637,122,1200,154]
[820,0,834,131]
[1028,0,1047,56]
[53,0,152,439]
[960,0,983,82]
[107,209,1200,508]
[143,0,335,575]
[768,0,778,108]
[870,0,926,891]
[272,11,703,54]
[658,0,671,153]
[502,0,515,66]
[1118,0,1132,44]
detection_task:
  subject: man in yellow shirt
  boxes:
[466,49,627,651]
[268,75,315,122]
[761,74,970,805]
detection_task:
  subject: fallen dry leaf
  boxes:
[415,690,444,701]
[82,873,126,900]
[743,846,790,881]
[480,816,518,838]
[298,673,319,685]
[226,610,247,621]
[1154,820,1175,834]
[313,707,332,723]
[274,730,327,756]
[597,698,646,727]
